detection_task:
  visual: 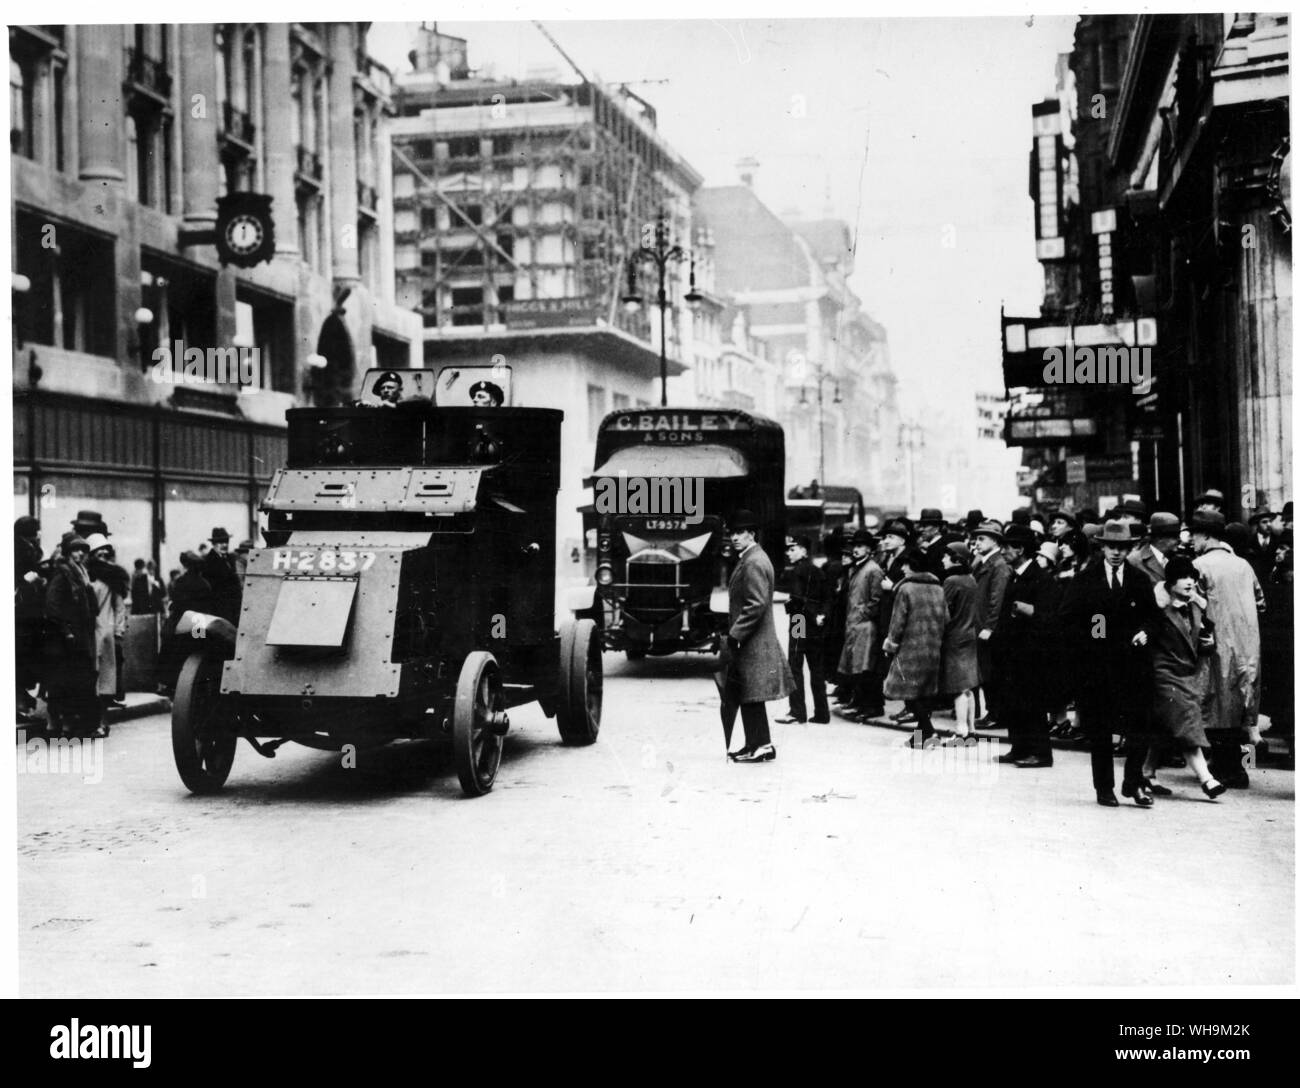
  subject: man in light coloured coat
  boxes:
[723,509,794,763]
[1191,510,1264,786]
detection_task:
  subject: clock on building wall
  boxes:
[215,193,276,268]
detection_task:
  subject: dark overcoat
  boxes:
[939,569,980,694]
[1059,560,1156,722]
[972,549,1011,686]
[881,571,946,700]
[838,556,884,675]
[43,561,98,700]
[726,543,794,704]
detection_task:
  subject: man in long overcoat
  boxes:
[1060,520,1157,804]
[43,537,99,737]
[722,509,794,763]
[777,535,830,724]
[1191,510,1263,786]
[970,520,1011,721]
[995,523,1054,767]
[837,529,884,719]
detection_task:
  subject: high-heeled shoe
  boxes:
[1202,779,1228,799]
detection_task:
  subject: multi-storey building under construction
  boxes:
[388,28,702,350]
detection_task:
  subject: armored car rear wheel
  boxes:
[172,653,237,794]
[453,652,506,797]
[557,618,602,745]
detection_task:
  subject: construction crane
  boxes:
[532,22,669,92]
[532,21,589,84]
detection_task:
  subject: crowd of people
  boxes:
[14,510,249,737]
[776,491,1294,806]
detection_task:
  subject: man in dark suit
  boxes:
[1061,520,1158,806]
[723,509,794,763]
[914,508,956,578]
[201,528,243,625]
[970,520,1011,723]
[777,535,830,724]
[995,523,1053,767]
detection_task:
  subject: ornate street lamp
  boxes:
[621,208,703,406]
[799,364,842,486]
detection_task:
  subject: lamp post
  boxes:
[897,421,925,514]
[621,208,703,406]
[799,364,842,486]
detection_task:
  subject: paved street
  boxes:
[17,646,1294,996]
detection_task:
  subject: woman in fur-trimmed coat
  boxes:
[882,551,947,743]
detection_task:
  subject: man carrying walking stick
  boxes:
[715,509,794,763]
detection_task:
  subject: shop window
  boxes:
[235,287,295,393]
[15,211,116,357]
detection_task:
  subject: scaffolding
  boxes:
[390,78,699,338]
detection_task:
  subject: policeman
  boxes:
[777,535,830,725]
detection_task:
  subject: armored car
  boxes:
[170,367,601,798]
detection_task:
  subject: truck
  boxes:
[576,407,785,660]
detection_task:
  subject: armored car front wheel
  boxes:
[172,653,237,794]
[452,652,507,797]
[557,618,602,745]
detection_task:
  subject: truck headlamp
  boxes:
[595,564,615,587]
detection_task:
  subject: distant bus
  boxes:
[785,484,866,558]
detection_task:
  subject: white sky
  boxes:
[366,14,1080,426]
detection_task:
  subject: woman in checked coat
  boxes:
[882,549,948,745]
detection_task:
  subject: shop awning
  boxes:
[590,443,749,480]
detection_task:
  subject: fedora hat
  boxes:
[850,528,876,547]
[917,507,945,526]
[1003,523,1037,548]
[1189,510,1226,535]
[881,517,913,541]
[728,508,759,532]
[1249,507,1277,524]
[1147,512,1182,538]
[1193,488,1226,508]
[972,519,1004,542]
[1097,519,1137,544]
[210,527,231,543]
